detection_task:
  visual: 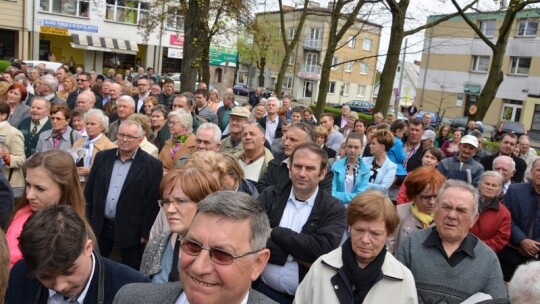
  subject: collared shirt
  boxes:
[84,134,103,167]
[403,142,421,168]
[340,115,347,129]
[104,150,136,219]
[137,92,150,112]
[31,116,50,134]
[261,187,319,295]
[48,253,95,304]
[176,291,249,304]
[423,227,477,267]
[502,181,511,195]
[264,116,278,144]
[43,93,56,102]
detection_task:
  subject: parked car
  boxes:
[24,60,63,71]
[491,121,527,142]
[334,100,375,114]
[415,111,440,127]
[450,116,469,131]
[233,84,254,96]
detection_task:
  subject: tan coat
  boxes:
[159,134,196,172]
[0,122,26,188]
[387,202,434,254]
[72,134,117,167]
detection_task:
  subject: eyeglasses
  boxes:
[180,238,263,265]
[117,133,141,141]
[158,199,192,208]
[76,79,88,82]
[419,194,437,202]
[49,116,66,121]
[167,120,181,126]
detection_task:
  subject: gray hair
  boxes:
[478,171,504,197]
[13,74,29,86]
[493,155,515,172]
[117,95,136,110]
[31,96,51,110]
[289,122,317,142]
[242,122,265,135]
[84,109,109,133]
[195,191,270,250]
[509,261,540,303]
[436,179,479,219]
[119,120,144,137]
[267,97,280,107]
[168,109,193,133]
[40,74,58,92]
[180,92,196,107]
[222,91,235,102]
[197,123,222,144]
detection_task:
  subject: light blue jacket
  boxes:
[387,137,407,176]
[331,156,370,204]
[362,156,397,194]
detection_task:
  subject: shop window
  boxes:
[40,0,90,17]
[103,52,136,70]
[106,0,149,25]
[215,68,223,83]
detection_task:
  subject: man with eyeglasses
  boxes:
[113,191,276,304]
[85,120,163,270]
[437,134,484,186]
[66,72,100,110]
[133,78,151,113]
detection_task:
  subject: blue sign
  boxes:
[39,19,98,33]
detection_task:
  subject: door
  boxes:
[501,103,522,122]
[303,80,313,98]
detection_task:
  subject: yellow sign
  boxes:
[40,26,68,36]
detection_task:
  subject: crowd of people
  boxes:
[0,61,539,304]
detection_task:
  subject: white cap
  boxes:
[460,135,479,148]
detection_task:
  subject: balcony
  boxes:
[304,38,322,51]
[297,64,321,80]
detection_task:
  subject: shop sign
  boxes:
[297,71,320,80]
[170,34,184,46]
[40,26,68,36]
[168,48,183,59]
[38,19,98,33]
[209,46,237,66]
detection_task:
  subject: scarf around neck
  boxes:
[410,203,434,228]
[51,127,68,149]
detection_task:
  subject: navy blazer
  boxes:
[84,148,163,248]
[6,254,150,304]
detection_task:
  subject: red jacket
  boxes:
[469,197,511,253]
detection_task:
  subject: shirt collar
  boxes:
[48,253,95,303]
[88,133,102,143]
[115,147,138,161]
[43,93,56,101]
[423,227,476,258]
[288,186,318,208]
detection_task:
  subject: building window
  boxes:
[360,62,369,74]
[479,20,496,37]
[272,50,279,64]
[283,76,293,89]
[357,84,366,97]
[345,61,353,72]
[106,0,149,25]
[288,27,296,39]
[40,0,90,17]
[166,9,184,31]
[288,54,294,66]
[328,81,336,94]
[517,19,538,36]
[214,68,222,83]
[471,55,490,72]
[331,57,338,70]
[341,83,350,96]
[530,104,540,131]
[348,35,356,48]
[509,57,531,75]
[363,38,372,51]
[275,28,282,38]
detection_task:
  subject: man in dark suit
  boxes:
[6,205,149,304]
[133,77,151,113]
[258,97,282,145]
[85,120,163,270]
[113,191,276,304]
[66,72,100,110]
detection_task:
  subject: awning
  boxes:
[70,34,139,55]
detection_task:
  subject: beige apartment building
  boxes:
[0,0,29,61]
[241,2,381,104]
[418,9,540,139]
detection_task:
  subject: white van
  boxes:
[24,60,63,71]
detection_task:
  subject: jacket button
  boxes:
[334,285,339,289]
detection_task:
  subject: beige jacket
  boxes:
[0,122,26,188]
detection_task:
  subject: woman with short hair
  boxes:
[158,109,196,173]
[6,83,29,128]
[36,104,82,153]
[362,129,397,194]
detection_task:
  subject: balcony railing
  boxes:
[303,38,322,50]
[297,64,321,80]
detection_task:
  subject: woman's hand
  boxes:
[0,146,10,161]
[77,166,90,176]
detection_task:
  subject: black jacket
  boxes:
[481,152,527,183]
[258,181,346,282]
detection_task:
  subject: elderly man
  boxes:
[76,90,96,110]
[85,120,163,269]
[518,135,538,181]
[19,97,52,157]
[107,95,136,142]
[492,155,515,197]
[404,118,425,172]
[499,158,540,281]
[38,74,64,105]
[319,113,343,152]
[100,79,113,107]
[397,179,507,302]
[335,104,350,129]
[235,123,274,184]
[194,89,218,124]
[481,133,527,183]
[437,134,484,186]
[221,106,250,154]
[256,143,346,303]
[6,205,149,304]
[259,97,282,145]
[113,191,276,304]
[195,122,222,152]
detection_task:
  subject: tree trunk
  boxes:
[201,42,211,88]
[258,58,266,87]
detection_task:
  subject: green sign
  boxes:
[209,46,237,66]
[464,85,481,94]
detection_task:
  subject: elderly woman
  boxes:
[140,167,219,282]
[441,129,463,157]
[72,109,116,178]
[362,129,397,194]
[396,147,444,204]
[70,107,88,138]
[143,96,159,116]
[387,166,446,253]
[158,109,196,173]
[469,171,511,253]
[57,75,76,102]
[371,112,384,126]
[295,190,417,303]
[6,83,30,128]
[0,102,26,188]
[36,104,82,153]
[332,132,370,204]
[340,111,359,138]
[127,113,159,158]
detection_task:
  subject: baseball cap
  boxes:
[460,135,479,148]
[421,130,436,141]
[230,106,250,118]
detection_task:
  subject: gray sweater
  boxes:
[396,228,507,304]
